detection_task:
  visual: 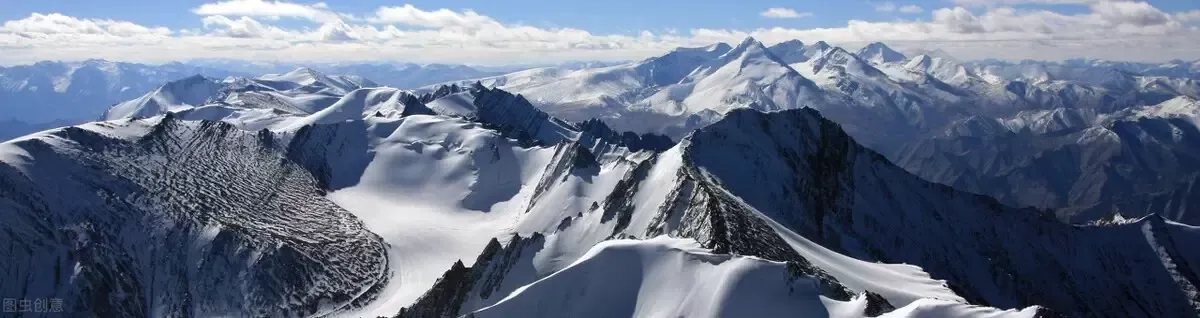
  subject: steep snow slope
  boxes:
[103,75,225,120]
[467,237,1042,318]
[468,237,841,318]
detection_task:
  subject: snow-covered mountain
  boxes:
[0,60,524,143]
[0,59,243,136]
[896,96,1200,223]
[103,67,379,126]
[857,42,907,65]
[424,38,1200,225]
[420,38,834,137]
[5,74,1198,316]
[320,63,502,89]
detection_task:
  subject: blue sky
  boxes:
[0,0,1198,64]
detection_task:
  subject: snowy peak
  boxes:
[716,37,777,64]
[905,54,977,85]
[1108,95,1200,124]
[856,42,907,65]
[766,39,808,64]
[103,75,223,120]
[766,40,832,65]
[258,67,377,94]
[809,46,886,78]
[806,41,833,55]
[638,42,733,86]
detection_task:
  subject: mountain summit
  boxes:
[856,42,907,65]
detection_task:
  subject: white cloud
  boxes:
[368,4,499,28]
[200,15,295,39]
[1177,10,1200,22]
[760,8,812,19]
[192,0,341,22]
[1,13,171,36]
[900,5,924,14]
[933,7,986,33]
[875,2,898,12]
[953,0,1097,6]
[1090,1,1171,27]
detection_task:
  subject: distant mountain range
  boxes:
[0,59,641,142]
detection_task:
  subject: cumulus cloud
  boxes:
[933,7,986,33]
[1090,1,1171,27]
[368,4,499,28]
[953,0,1096,6]
[192,0,341,22]
[875,2,898,12]
[1177,10,1200,22]
[760,8,812,19]
[1,13,170,36]
[200,15,294,39]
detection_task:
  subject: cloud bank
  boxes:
[1,1,1197,65]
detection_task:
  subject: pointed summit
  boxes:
[721,36,768,60]
[103,74,223,120]
[856,42,907,65]
[716,36,790,67]
[735,36,762,49]
[258,67,375,94]
[260,67,331,86]
[767,40,810,64]
[806,41,832,54]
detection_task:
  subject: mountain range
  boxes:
[0,60,516,141]
[428,37,1200,225]
[4,37,1200,317]
[2,65,1199,317]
